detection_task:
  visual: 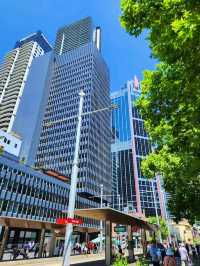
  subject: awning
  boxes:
[74,207,157,231]
[91,236,105,243]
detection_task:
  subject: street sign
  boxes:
[114,225,126,233]
[56,218,83,225]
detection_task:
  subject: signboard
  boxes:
[56,218,83,225]
[132,226,139,232]
[114,226,126,233]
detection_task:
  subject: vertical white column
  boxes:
[100,184,103,253]
[62,90,85,266]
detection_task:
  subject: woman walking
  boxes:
[163,248,176,266]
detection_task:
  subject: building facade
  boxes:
[12,52,53,165]
[111,79,163,217]
[55,17,101,54]
[0,31,52,132]
[35,17,111,200]
[0,152,99,259]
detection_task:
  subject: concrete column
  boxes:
[49,229,56,257]
[38,228,45,258]
[127,225,134,263]
[0,226,9,260]
[105,220,112,266]
[85,230,89,243]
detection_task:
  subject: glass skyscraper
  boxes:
[35,17,111,200]
[111,79,163,217]
[0,31,52,132]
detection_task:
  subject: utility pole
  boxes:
[62,90,85,266]
[99,184,103,253]
[151,179,162,243]
[118,194,121,211]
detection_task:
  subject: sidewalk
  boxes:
[0,254,136,266]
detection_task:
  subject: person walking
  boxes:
[43,243,48,258]
[163,248,176,266]
[34,243,39,258]
[179,243,190,266]
[149,241,160,266]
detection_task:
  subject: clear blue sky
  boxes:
[0,0,156,91]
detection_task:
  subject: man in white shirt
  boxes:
[179,243,189,266]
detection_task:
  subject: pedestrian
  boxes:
[163,248,176,266]
[43,243,48,258]
[20,247,28,259]
[12,245,20,260]
[83,244,88,254]
[191,245,197,257]
[149,241,160,266]
[93,243,97,254]
[34,243,39,258]
[174,246,181,265]
[118,245,124,257]
[158,242,166,262]
[179,243,190,266]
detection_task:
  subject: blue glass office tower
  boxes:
[35,17,111,200]
[111,80,163,217]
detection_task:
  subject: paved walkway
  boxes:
[0,255,136,266]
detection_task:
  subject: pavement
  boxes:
[0,254,136,266]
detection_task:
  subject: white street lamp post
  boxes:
[62,90,85,266]
[99,184,103,253]
[118,194,121,211]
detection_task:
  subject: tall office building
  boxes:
[55,17,101,54]
[35,17,111,199]
[111,79,164,217]
[0,31,52,132]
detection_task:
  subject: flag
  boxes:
[133,75,139,90]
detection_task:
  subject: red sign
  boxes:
[56,218,83,225]
[132,226,139,232]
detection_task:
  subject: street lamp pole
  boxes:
[99,184,103,253]
[118,194,121,211]
[62,90,85,266]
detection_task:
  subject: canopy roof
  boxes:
[74,207,157,231]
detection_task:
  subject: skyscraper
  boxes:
[55,17,101,55]
[35,17,111,199]
[111,79,163,216]
[0,31,52,132]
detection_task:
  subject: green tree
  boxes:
[148,216,169,241]
[120,0,200,223]
[113,257,128,266]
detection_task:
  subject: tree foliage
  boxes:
[148,216,169,241]
[120,0,200,223]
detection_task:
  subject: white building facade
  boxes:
[0,31,52,132]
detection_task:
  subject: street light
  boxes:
[100,184,103,253]
[62,90,85,266]
[45,90,117,266]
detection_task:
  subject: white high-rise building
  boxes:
[0,31,52,132]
